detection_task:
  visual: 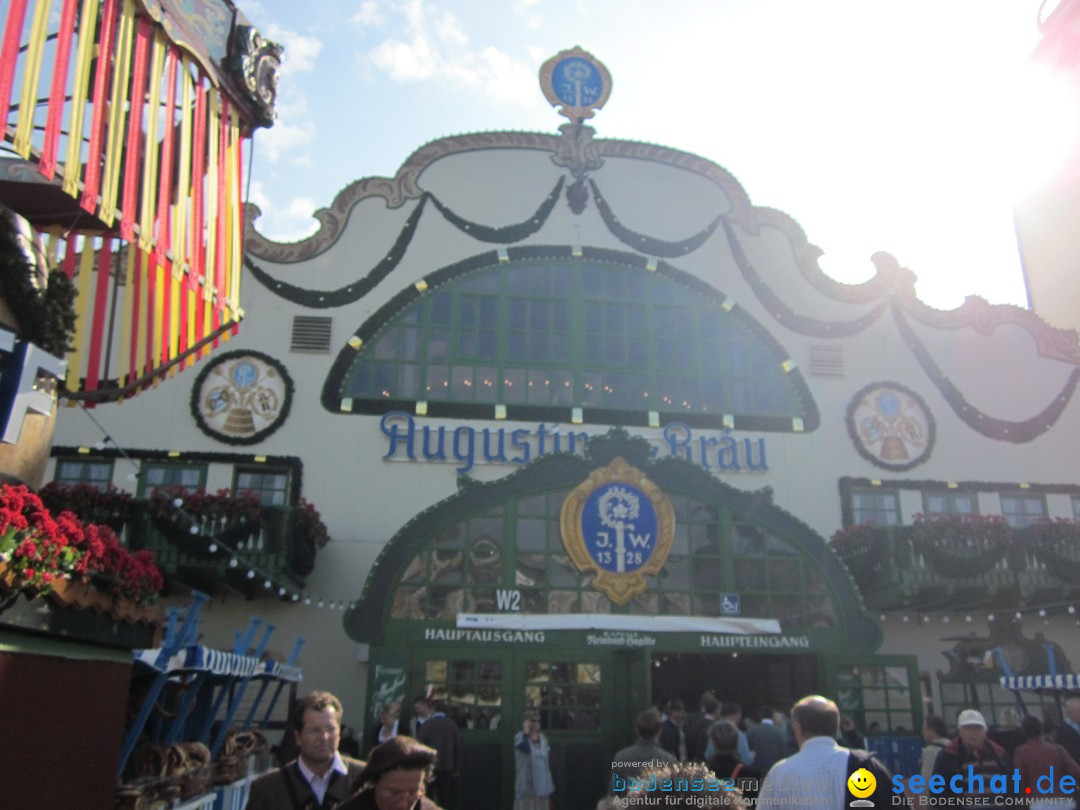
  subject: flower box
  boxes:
[0,483,164,609]
[0,577,157,648]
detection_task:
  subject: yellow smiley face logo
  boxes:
[848,768,876,798]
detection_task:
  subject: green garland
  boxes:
[0,209,77,357]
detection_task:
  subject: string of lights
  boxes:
[878,606,1079,625]
[78,404,357,612]
[163,498,357,611]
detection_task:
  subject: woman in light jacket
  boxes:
[514,710,555,810]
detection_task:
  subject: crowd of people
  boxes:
[605,694,1080,810]
[244,689,1080,810]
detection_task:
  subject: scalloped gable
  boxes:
[243,126,1080,443]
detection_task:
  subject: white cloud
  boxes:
[247,181,320,243]
[265,23,321,75]
[360,1,535,105]
[235,0,267,22]
[370,36,438,81]
[351,0,386,31]
[253,115,316,165]
[286,196,317,220]
[433,8,468,46]
[513,0,543,29]
[480,47,536,105]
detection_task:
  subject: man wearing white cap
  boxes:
[931,709,1012,805]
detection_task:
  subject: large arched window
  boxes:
[324,248,818,431]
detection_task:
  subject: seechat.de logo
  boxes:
[848,768,877,807]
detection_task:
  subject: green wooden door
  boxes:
[380,644,642,810]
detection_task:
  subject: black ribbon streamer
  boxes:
[246,178,566,308]
[589,178,722,258]
[721,219,886,338]
[245,196,429,309]
[428,177,564,243]
[891,300,1080,443]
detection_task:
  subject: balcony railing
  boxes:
[831,519,1080,611]
[127,502,313,599]
[38,483,322,599]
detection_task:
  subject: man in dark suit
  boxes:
[1055,696,1080,765]
[658,698,688,761]
[409,694,429,738]
[686,694,719,762]
[247,691,365,810]
[747,704,787,774]
[415,697,461,810]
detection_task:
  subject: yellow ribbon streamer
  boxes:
[98,0,136,225]
[62,0,101,197]
[138,32,167,252]
[13,0,53,157]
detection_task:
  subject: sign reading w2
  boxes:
[496,589,521,611]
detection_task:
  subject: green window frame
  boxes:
[233,467,291,506]
[53,457,114,490]
[729,519,834,628]
[423,658,502,730]
[938,679,1021,731]
[337,256,812,430]
[137,462,208,498]
[850,487,901,526]
[524,660,602,731]
[922,490,978,518]
[999,492,1046,529]
[835,662,917,735]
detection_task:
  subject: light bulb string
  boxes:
[878,605,1077,624]
[166,501,355,610]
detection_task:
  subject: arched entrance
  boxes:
[345,430,888,810]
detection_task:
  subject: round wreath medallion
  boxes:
[191,351,293,445]
[846,382,935,472]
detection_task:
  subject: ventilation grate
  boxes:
[291,316,332,353]
[809,344,845,378]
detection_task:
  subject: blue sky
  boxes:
[235,1,1064,310]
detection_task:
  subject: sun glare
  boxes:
[998,62,1078,196]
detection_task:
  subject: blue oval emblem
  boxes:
[581,483,659,573]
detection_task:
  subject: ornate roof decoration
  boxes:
[245,178,564,308]
[243,116,1080,445]
[242,132,759,263]
[138,0,282,127]
[225,24,283,128]
[721,219,887,339]
[538,47,613,123]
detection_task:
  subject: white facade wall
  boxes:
[50,129,1080,733]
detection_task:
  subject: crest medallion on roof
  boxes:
[539,46,612,122]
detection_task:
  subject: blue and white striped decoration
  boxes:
[134,645,299,681]
[1000,674,1080,690]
